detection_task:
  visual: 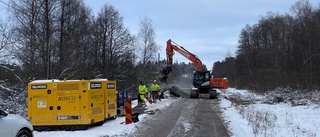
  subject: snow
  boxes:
[33,88,320,137]
[181,117,192,133]
[30,79,109,83]
[221,88,320,137]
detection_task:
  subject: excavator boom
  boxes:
[166,39,203,70]
[160,39,203,80]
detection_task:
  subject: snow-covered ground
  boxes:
[221,88,320,137]
[34,88,320,137]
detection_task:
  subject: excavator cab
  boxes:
[193,70,211,89]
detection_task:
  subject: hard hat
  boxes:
[153,80,156,82]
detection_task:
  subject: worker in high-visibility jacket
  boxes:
[150,80,161,103]
[138,81,148,107]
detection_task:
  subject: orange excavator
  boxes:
[160,39,228,98]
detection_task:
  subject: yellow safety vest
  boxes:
[139,84,148,94]
[150,83,160,91]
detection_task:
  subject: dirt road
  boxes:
[129,97,230,137]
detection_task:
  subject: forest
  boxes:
[214,0,320,92]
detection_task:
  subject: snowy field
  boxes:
[221,88,320,137]
[34,88,320,137]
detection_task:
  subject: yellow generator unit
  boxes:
[27,79,117,131]
[105,81,117,119]
[90,79,117,120]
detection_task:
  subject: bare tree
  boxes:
[53,0,92,79]
[8,0,93,80]
[9,0,59,79]
[93,4,134,81]
[137,16,159,65]
[290,0,319,89]
[0,20,14,64]
[0,16,22,86]
[136,16,160,82]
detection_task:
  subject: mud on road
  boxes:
[129,97,230,137]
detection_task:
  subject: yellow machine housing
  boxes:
[105,81,117,119]
[27,79,117,130]
[90,79,117,119]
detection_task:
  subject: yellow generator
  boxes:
[105,81,117,119]
[27,79,117,131]
[90,79,117,120]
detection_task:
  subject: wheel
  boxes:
[97,121,104,126]
[107,115,117,120]
[190,90,199,98]
[79,125,89,130]
[16,129,32,137]
[111,115,117,120]
[117,107,124,116]
[209,90,217,99]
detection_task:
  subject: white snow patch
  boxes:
[181,117,192,133]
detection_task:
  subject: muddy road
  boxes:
[129,97,230,137]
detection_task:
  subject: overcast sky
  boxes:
[86,0,318,68]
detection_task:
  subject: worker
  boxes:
[150,80,161,103]
[138,81,148,107]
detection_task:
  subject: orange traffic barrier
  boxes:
[125,99,132,125]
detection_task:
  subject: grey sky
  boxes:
[86,0,318,68]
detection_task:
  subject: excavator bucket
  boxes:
[160,67,171,76]
[159,67,171,83]
[159,75,168,83]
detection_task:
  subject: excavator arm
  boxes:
[160,39,203,82]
